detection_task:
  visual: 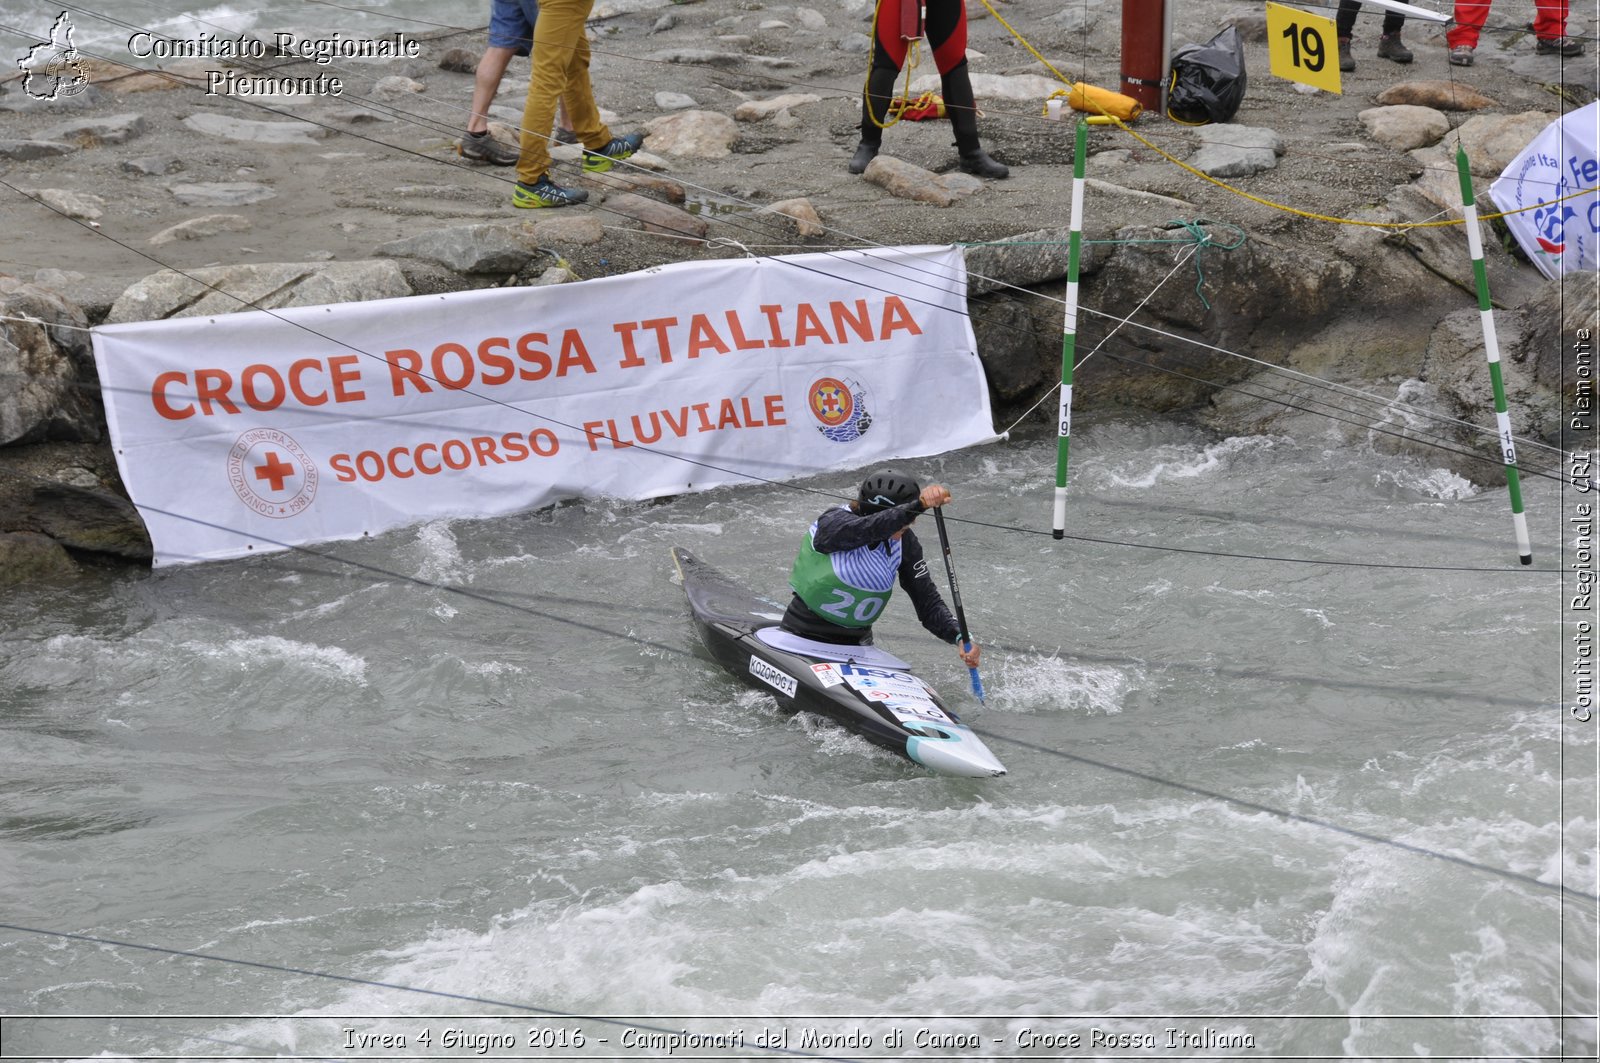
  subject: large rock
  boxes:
[911,72,1059,101]
[581,170,687,203]
[965,227,1085,296]
[37,113,148,146]
[106,260,412,323]
[1439,111,1558,175]
[0,277,101,446]
[21,482,151,561]
[1077,226,1356,410]
[605,193,708,239]
[1419,303,1561,454]
[1376,184,1548,312]
[642,110,738,157]
[646,50,746,67]
[182,111,330,145]
[168,182,277,207]
[1358,105,1449,151]
[734,93,822,122]
[120,154,183,175]
[148,214,252,246]
[764,198,824,238]
[28,189,104,220]
[862,155,957,206]
[1519,276,1600,421]
[1375,81,1497,111]
[970,293,1044,404]
[1186,124,1285,178]
[375,223,546,274]
[529,215,605,246]
[0,139,77,160]
[0,532,77,584]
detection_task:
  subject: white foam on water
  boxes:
[992,654,1135,715]
[1371,465,1481,501]
[1091,435,1290,490]
[412,521,464,585]
[183,634,370,686]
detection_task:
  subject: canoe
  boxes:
[672,546,1006,778]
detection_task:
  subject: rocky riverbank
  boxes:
[2,0,1595,582]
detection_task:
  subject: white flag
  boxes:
[1488,101,1600,280]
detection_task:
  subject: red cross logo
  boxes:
[253,451,295,492]
[809,376,853,426]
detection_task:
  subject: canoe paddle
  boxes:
[932,507,986,705]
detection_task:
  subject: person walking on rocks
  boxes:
[512,0,642,208]
[1336,0,1411,72]
[1446,0,1586,65]
[459,0,575,165]
[848,0,1007,180]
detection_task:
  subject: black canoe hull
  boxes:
[672,547,1006,778]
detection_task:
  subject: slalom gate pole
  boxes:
[932,507,986,703]
[1456,146,1533,565]
[1053,116,1088,540]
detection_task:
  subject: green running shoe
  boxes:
[582,133,644,173]
[512,175,589,209]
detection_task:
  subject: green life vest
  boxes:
[789,512,902,628]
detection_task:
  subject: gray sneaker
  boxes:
[1448,45,1475,66]
[459,131,518,165]
[1535,36,1585,57]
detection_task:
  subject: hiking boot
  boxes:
[552,127,578,145]
[1449,45,1475,66]
[459,130,518,165]
[1337,37,1354,72]
[512,174,589,209]
[848,140,879,174]
[958,149,1009,179]
[581,132,644,173]
[1535,36,1585,57]
[1377,32,1413,63]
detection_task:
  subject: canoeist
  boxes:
[782,470,982,669]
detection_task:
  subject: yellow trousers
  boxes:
[516,0,613,184]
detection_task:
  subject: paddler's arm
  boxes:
[813,484,953,553]
[897,529,980,667]
[812,501,923,552]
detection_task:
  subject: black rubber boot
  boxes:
[850,66,895,174]
[942,62,1008,179]
[958,149,1009,179]
[848,141,879,174]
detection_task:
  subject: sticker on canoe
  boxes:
[749,655,797,697]
[837,663,949,724]
[811,663,845,688]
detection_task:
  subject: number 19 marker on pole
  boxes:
[1456,145,1533,565]
[1053,117,1088,539]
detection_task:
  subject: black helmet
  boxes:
[857,469,920,515]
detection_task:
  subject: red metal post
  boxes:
[1120,0,1168,112]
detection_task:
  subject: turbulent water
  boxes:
[2,419,1593,1060]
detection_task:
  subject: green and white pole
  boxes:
[1456,146,1532,565]
[1053,117,1088,540]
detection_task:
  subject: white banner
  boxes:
[92,246,995,566]
[1487,101,1600,281]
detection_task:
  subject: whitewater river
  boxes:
[1,423,1594,1060]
